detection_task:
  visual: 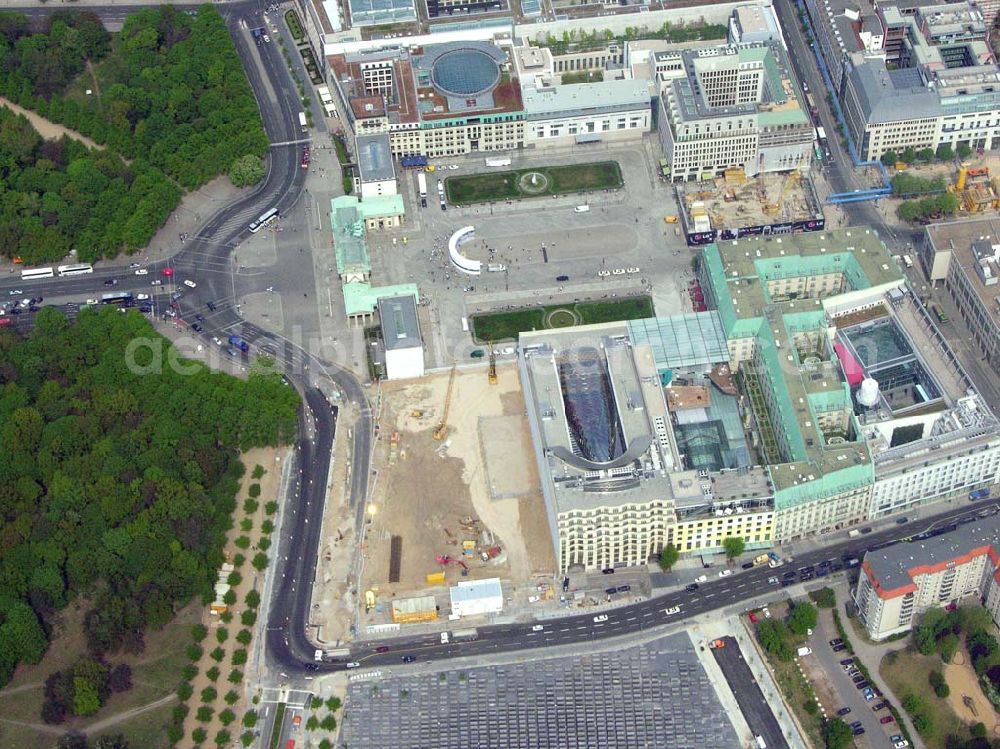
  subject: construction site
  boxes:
[357,358,556,631]
[675,170,826,242]
[885,151,1000,219]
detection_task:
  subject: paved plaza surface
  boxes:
[339,631,740,749]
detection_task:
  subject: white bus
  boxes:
[57,263,93,277]
[21,267,54,280]
[298,111,307,132]
[248,208,278,233]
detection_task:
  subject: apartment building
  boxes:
[656,43,814,181]
[855,514,1000,640]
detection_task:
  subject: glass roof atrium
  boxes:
[557,349,626,464]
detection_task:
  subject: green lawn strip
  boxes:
[284,9,305,41]
[269,702,287,749]
[880,649,966,747]
[470,296,652,343]
[446,161,622,205]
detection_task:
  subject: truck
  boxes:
[902,254,913,269]
[298,111,307,132]
[752,554,770,567]
[970,488,991,500]
[486,263,506,272]
[485,157,512,167]
[315,647,351,661]
[451,628,479,641]
[228,335,250,353]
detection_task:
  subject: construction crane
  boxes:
[488,343,497,385]
[433,363,457,440]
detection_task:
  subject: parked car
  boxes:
[376,646,390,653]
[836,707,851,717]
[748,612,758,623]
[685,583,699,592]
[616,585,631,593]
[601,568,615,575]
[839,658,854,666]
[855,681,870,690]
[829,639,843,647]
[664,606,680,616]
[872,701,888,711]
[880,716,896,725]
[719,569,733,578]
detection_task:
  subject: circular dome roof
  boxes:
[431,48,500,98]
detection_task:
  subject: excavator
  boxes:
[436,554,468,572]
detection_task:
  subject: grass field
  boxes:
[881,649,966,748]
[445,161,623,205]
[0,602,198,749]
[470,296,653,342]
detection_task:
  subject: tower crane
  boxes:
[433,363,457,440]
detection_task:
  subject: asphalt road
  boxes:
[0,1,373,675]
[320,499,999,674]
[713,635,789,749]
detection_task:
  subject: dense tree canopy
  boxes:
[0,107,181,264]
[0,6,267,262]
[0,308,299,686]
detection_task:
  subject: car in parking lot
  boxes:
[880,715,895,725]
[195,314,206,322]
[206,301,216,311]
[832,644,847,652]
[852,726,866,737]
[863,688,875,701]
[872,701,888,711]
[829,639,842,647]
[835,707,851,717]
[741,562,754,570]
[593,614,609,623]
[855,681,870,690]
[748,611,758,623]
[839,658,854,666]
[891,736,909,748]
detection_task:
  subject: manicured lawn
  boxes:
[881,648,966,748]
[445,161,623,205]
[470,296,653,342]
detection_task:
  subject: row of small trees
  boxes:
[882,143,971,166]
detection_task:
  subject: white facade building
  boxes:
[378,294,425,380]
[450,578,504,618]
[854,515,1000,640]
[355,133,397,198]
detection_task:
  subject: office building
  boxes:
[656,42,814,181]
[378,294,425,380]
[923,218,1000,368]
[522,79,652,147]
[328,41,525,158]
[854,513,1000,640]
[355,133,398,197]
[838,0,1000,162]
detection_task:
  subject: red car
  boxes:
[748,612,758,623]
[301,149,311,169]
[880,716,895,724]
[161,267,174,277]
[0,317,12,327]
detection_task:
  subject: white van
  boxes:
[440,632,450,644]
[573,205,590,213]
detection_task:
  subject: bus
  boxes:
[298,112,307,132]
[248,208,278,233]
[101,291,133,305]
[57,263,93,277]
[816,126,827,143]
[21,267,54,280]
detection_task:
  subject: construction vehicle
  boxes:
[435,554,468,571]
[480,546,502,562]
[388,431,400,465]
[410,409,424,417]
[663,215,678,224]
[488,344,497,385]
[433,363,457,440]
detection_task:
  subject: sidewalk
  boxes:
[833,583,927,749]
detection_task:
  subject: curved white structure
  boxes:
[449,225,481,276]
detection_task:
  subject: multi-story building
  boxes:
[836,0,1000,161]
[656,42,814,181]
[522,79,652,148]
[328,41,526,159]
[923,218,1000,368]
[519,320,774,573]
[355,133,398,198]
[854,514,1000,640]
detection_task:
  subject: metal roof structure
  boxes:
[356,133,396,184]
[378,294,422,351]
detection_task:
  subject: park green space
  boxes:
[445,161,623,205]
[470,296,653,342]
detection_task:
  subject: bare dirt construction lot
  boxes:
[944,650,1000,736]
[361,364,554,613]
